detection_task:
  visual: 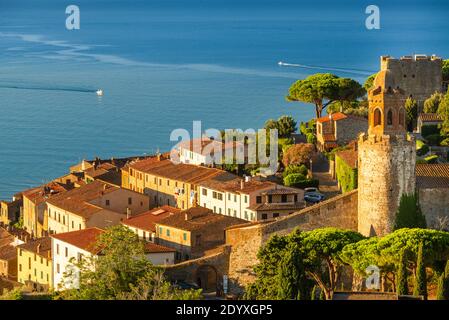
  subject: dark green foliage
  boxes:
[405,97,418,131]
[364,73,376,91]
[283,164,308,178]
[287,73,364,118]
[394,193,426,230]
[335,153,357,192]
[421,125,440,138]
[443,60,449,82]
[277,116,298,138]
[341,229,449,279]
[425,133,443,146]
[244,235,290,299]
[319,289,325,300]
[437,90,449,136]
[441,260,449,300]
[283,174,319,189]
[424,92,444,113]
[413,243,427,299]
[264,115,297,138]
[416,140,429,156]
[310,285,317,300]
[424,154,439,164]
[246,228,364,300]
[306,133,316,144]
[277,244,306,300]
[397,250,409,295]
[437,273,446,300]
[299,119,316,136]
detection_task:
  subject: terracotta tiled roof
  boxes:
[419,113,443,122]
[122,206,181,233]
[128,159,227,185]
[22,182,69,205]
[248,202,306,212]
[316,112,347,123]
[335,149,358,169]
[144,242,176,253]
[416,164,449,189]
[84,165,112,179]
[199,175,276,194]
[157,206,245,231]
[51,228,104,254]
[46,181,118,219]
[0,245,17,261]
[262,186,303,195]
[17,237,52,259]
[179,137,245,156]
[0,229,17,248]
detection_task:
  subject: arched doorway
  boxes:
[195,265,218,293]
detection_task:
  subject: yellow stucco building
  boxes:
[122,155,226,210]
[17,237,53,291]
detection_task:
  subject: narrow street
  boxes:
[312,155,341,199]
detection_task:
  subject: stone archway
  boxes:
[195,265,218,293]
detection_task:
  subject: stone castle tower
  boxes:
[357,68,416,237]
[379,54,442,109]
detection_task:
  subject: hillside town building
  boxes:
[122,205,181,242]
[17,237,52,291]
[46,180,149,234]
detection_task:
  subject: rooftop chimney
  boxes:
[126,207,131,219]
[36,244,41,254]
[240,180,244,190]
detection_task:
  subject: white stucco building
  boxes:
[51,228,103,291]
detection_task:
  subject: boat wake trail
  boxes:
[278,62,375,76]
[0,83,96,93]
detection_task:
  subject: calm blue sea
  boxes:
[0,0,448,198]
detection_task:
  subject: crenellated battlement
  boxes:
[358,132,415,146]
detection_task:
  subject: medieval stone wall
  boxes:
[226,190,358,294]
[419,188,449,230]
[163,245,230,286]
[336,116,368,145]
[357,133,416,236]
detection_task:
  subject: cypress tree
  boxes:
[311,285,317,300]
[394,193,427,230]
[443,260,449,300]
[319,288,325,300]
[397,250,409,295]
[413,243,427,300]
[437,274,445,300]
[277,245,304,300]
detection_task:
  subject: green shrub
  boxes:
[283,173,306,185]
[394,193,426,230]
[425,134,442,146]
[283,165,308,178]
[421,125,440,137]
[306,133,316,144]
[441,138,449,147]
[424,154,439,164]
[416,143,429,157]
[335,154,357,193]
[284,174,319,188]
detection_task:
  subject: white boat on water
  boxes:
[278,61,284,66]
[96,89,104,96]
